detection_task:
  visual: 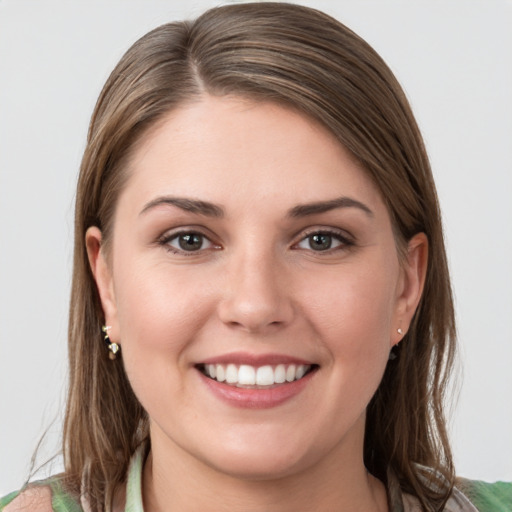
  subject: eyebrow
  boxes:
[287,196,374,218]
[139,196,224,217]
[139,195,373,219]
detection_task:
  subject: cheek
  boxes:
[114,259,211,346]
[303,261,398,359]
[111,258,217,403]
[112,263,213,415]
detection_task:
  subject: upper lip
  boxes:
[197,352,315,366]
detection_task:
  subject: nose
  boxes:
[217,249,294,334]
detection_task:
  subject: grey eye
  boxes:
[297,232,343,251]
[179,233,203,251]
[168,233,211,252]
[308,233,333,251]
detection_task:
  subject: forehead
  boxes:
[120,95,386,217]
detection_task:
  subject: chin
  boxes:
[191,428,325,481]
[204,449,312,481]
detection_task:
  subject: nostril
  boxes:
[218,301,290,332]
[223,318,285,334]
[216,270,294,332]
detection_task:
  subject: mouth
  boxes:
[196,363,318,388]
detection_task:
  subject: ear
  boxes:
[392,232,428,346]
[85,226,119,342]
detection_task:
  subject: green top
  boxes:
[1,448,511,511]
[457,479,512,511]
[0,447,144,512]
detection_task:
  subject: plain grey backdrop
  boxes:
[1,0,511,494]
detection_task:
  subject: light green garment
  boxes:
[1,448,510,511]
[457,479,512,511]
[0,448,144,512]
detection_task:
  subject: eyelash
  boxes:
[157,228,355,256]
[158,230,218,256]
[293,228,355,253]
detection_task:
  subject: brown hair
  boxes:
[64,3,456,510]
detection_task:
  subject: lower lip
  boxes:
[198,370,315,409]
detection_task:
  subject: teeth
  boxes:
[238,365,256,385]
[286,364,296,382]
[256,365,274,386]
[226,364,238,384]
[216,365,226,382]
[201,363,312,387]
[296,365,307,379]
[274,364,286,384]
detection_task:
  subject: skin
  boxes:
[87,96,427,512]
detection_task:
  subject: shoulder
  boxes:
[0,478,82,512]
[0,485,52,512]
[456,478,512,512]
[402,477,512,512]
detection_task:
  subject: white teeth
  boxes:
[238,365,256,385]
[226,364,238,383]
[202,363,313,387]
[296,365,307,379]
[216,365,226,382]
[256,365,274,386]
[274,364,286,384]
[286,364,296,382]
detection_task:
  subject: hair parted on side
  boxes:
[64,3,456,511]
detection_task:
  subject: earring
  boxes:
[102,325,120,360]
[390,328,404,360]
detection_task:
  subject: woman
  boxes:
[1,2,510,511]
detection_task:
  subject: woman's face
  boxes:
[88,96,425,479]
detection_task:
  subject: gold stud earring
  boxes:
[102,325,120,360]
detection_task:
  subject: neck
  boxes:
[142,421,388,512]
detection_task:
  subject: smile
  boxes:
[198,363,314,388]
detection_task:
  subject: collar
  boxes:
[125,444,145,512]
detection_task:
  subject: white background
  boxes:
[1,0,511,494]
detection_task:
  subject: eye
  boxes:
[162,231,216,253]
[295,230,352,252]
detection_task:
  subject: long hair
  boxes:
[64,3,456,510]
